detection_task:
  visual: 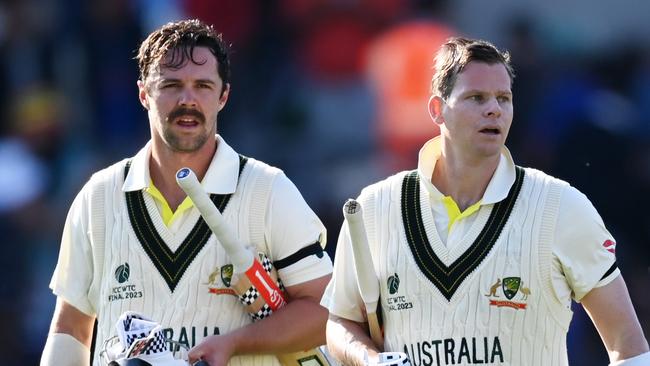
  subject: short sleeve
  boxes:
[266,173,332,287]
[320,222,366,322]
[553,186,619,302]
[49,183,96,315]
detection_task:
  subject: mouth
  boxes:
[175,117,201,127]
[168,107,205,127]
[479,127,501,135]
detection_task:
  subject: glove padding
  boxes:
[101,311,188,366]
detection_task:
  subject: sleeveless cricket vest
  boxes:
[358,167,573,366]
[86,156,284,366]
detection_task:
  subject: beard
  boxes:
[163,127,211,152]
[162,107,213,152]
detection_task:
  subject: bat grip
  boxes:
[193,361,210,366]
[176,167,253,272]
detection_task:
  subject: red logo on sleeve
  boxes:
[603,240,616,254]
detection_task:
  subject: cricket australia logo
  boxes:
[485,277,531,309]
[205,264,236,296]
[386,273,413,312]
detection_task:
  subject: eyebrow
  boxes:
[462,89,512,96]
[159,78,218,85]
[194,79,217,85]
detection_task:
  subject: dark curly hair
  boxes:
[431,37,514,99]
[136,19,231,94]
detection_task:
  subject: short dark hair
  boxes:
[136,19,231,93]
[431,37,514,99]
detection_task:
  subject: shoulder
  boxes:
[84,158,130,183]
[65,158,130,218]
[242,156,304,205]
[356,170,412,220]
[79,158,131,198]
[358,170,411,201]
[242,156,284,182]
[520,166,570,189]
[520,167,595,213]
[559,184,601,221]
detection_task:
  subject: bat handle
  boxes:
[193,361,210,366]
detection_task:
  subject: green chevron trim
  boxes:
[124,155,247,292]
[401,166,524,301]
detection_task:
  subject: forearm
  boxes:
[48,298,95,346]
[605,325,649,362]
[41,298,95,366]
[327,315,380,366]
[229,297,328,355]
[581,275,649,362]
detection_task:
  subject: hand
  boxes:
[188,335,237,366]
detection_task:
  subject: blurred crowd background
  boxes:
[1,0,649,364]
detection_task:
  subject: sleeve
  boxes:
[49,183,96,316]
[552,186,619,302]
[266,173,332,287]
[320,222,366,322]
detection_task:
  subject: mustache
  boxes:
[167,107,205,123]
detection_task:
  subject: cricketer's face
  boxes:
[431,61,513,160]
[138,46,229,153]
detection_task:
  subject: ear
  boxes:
[428,95,445,127]
[217,83,231,112]
[137,80,150,110]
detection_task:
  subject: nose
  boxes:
[483,97,501,118]
[179,87,198,107]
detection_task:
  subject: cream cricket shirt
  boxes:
[322,136,619,365]
[416,137,619,305]
[51,135,332,365]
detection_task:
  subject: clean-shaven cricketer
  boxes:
[322,37,649,366]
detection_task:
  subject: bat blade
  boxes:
[343,199,383,349]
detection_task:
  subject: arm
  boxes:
[43,181,98,366]
[581,275,649,363]
[552,187,649,364]
[189,274,330,365]
[41,298,96,366]
[327,314,380,366]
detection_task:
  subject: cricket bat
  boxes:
[342,199,383,350]
[176,167,330,366]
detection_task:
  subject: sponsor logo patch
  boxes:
[388,273,400,295]
[386,273,413,312]
[603,239,616,254]
[115,263,130,283]
[109,263,143,301]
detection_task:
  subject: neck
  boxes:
[431,143,500,212]
[149,139,217,211]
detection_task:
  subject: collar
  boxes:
[122,134,240,195]
[416,136,516,205]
